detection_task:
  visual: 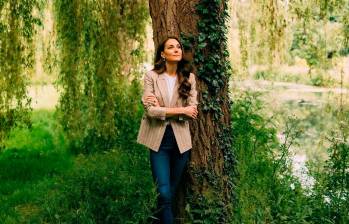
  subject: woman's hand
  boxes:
[182,106,198,119]
[144,95,160,107]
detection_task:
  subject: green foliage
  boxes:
[40,150,156,224]
[290,25,330,70]
[231,92,349,223]
[194,0,232,97]
[181,0,232,116]
[289,0,349,70]
[0,109,155,223]
[54,0,148,153]
[194,0,234,161]
[0,0,43,148]
[237,18,249,72]
[234,0,349,73]
[235,0,288,67]
[114,79,144,152]
[4,110,67,152]
[0,110,72,223]
[232,93,312,223]
[307,108,349,224]
[0,110,70,185]
[254,70,302,83]
[322,141,349,222]
[186,193,227,224]
[259,0,287,65]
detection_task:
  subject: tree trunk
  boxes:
[148,1,235,223]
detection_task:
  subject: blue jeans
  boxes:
[150,125,190,224]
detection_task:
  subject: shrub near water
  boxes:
[307,107,349,224]
[231,93,312,223]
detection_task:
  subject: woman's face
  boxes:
[161,39,182,62]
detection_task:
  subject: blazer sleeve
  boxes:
[187,73,198,106]
[141,71,167,120]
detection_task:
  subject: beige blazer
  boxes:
[136,70,198,154]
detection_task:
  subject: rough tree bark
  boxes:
[148,1,234,223]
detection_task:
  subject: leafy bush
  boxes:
[307,108,349,224]
[231,93,312,223]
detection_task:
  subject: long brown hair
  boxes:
[152,36,193,99]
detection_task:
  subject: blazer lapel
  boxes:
[156,74,170,107]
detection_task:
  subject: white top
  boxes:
[164,72,177,103]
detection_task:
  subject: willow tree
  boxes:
[54,0,148,152]
[0,0,42,148]
[234,0,289,71]
[148,0,235,222]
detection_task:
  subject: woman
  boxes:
[137,36,198,224]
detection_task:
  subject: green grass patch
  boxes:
[0,109,157,223]
[0,110,73,223]
[40,150,156,224]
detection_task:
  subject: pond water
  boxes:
[232,79,349,189]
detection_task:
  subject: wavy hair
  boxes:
[152,36,193,99]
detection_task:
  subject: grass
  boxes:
[40,150,156,224]
[0,110,72,223]
[2,89,347,224]
[1,95,349,223]
[0,109,156,223]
